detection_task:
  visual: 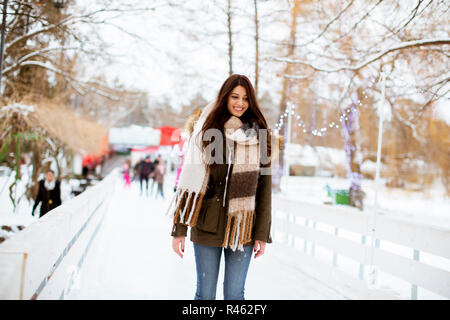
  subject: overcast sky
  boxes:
[72,0,449,123]
[73,0,289,111]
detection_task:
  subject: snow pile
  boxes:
[281,175,450,229]
[285,143,346,169]
[1,103,35,116]
[0,225,25,244]
[433,100,450,124]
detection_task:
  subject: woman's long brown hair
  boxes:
[201,74,271,167]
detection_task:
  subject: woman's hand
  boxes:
[253,240,266,259]
[172,236,185,259]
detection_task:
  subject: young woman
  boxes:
[168,74,272,300]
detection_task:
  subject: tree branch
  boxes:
[2,46,79,75]
[274,38,450,73]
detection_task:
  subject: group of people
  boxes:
[122,155,166,199]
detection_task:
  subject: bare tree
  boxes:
[274,1,449,121]
[272,0,301,193]
[253,0,259,94]
[272,0,449,202]
[227,0,233,75]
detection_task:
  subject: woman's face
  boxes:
[227,85,249,118]
[46,171,54,182]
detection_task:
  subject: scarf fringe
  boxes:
[222,210,255,251]
[173,188,205,227]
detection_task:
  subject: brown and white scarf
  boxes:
[167,102,260,251]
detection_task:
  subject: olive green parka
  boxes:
[171,160,272,247]
[170,108,272,246]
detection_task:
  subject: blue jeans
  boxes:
[193,243,253,300]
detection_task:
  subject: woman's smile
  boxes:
[227,85,249,117]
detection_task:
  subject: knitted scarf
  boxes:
[167,102,260,251]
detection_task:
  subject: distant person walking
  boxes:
[140,156,154,196]
[150,155,161,195]
[152,159,165,199]
[32,169,62,218]
[82,165,89,179]
[122,161,131,188]
[132,158,142,182]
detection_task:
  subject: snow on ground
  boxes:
[279,175,450,229]
[1,163,448,299]
[0,168,39,230]
[277,175,450,300]
[68,172,346,300]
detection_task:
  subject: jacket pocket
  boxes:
[197,198,220,234]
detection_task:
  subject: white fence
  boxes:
[0,169,118,300]
[272,195,450,300]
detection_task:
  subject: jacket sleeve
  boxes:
[253,172,272,243]
[171,222,188,237]
[55,181,62,206]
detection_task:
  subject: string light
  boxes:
[272,75,393,137]
[274,102,345,137]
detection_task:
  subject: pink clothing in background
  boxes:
[123,163,131,187]
[175,157,184,188]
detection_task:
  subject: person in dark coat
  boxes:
[140,156,155,196]
[32,169,62,218]
[82,165,89,179]
[152,159,165,199]
[132,158,143,182]
[149,155,161,195]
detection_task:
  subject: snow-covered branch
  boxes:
[389,102,426,143]
[282,74,310,80]
[296,0,355,48]
[4,5,163,53]
[15,60,123,101]
[2,46,79,75]
[409,79,449,123]
[5,15,76,52]
[274,38,450,73]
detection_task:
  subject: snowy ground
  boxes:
[1,165,449,299]
[279,175,450,229]
[277,175,450,300]
[68,174,346,300]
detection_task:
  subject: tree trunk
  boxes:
[253,0,259,96]
[227,0,233,76]
[341,89,364,210]
[0,0,8,95]
[273,0,300,193]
